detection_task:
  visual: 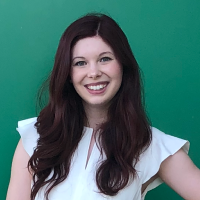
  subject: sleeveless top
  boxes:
[17,117,189,200]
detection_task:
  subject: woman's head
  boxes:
[49,13,141,110]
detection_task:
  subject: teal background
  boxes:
[1,0,200,199]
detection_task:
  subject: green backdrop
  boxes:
[1,0,200,199]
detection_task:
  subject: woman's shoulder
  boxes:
[150,127,189,155]
[140,127,190,167]
[137,127,190,176]
[137,127,190,196]
[17,117,37,128]
[16,117,38,157]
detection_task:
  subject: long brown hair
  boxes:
[28,13,152,200]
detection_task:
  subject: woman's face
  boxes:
[71,36,122,109]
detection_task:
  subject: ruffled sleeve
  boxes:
[16,117,39,157]
[139,127,190,199]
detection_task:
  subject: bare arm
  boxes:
[6,139,32,200]
[159,149,200,200]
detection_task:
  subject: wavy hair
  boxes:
[28,13,152,200]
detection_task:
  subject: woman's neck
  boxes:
[83,104,108,130]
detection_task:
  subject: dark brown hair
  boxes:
[28,13,152,200]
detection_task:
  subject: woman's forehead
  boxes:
[72,36,114,58]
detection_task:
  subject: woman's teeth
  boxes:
[87,84,106,90]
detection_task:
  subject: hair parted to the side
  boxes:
[28,13,152,200]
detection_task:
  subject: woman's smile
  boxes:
[84,81,109,95]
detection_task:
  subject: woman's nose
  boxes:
[87,63,102,79]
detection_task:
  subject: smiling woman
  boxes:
[6,13,200,200]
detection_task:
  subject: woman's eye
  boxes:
[100,57,112,62]
[74,61,86,66]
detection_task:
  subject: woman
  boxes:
[6,13,200,200]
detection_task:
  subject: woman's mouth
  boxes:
[84,82,109,93]
[87,84,107,91]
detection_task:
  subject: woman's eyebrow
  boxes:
[72,56,85,61]
[99,51,114,56]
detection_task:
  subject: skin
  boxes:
[6,36,200,200]
[6,140,31,200]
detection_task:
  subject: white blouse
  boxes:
[17,117,189,200]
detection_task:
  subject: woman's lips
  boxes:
[84,81,109,94]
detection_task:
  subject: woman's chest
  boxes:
[35,129,143,200]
